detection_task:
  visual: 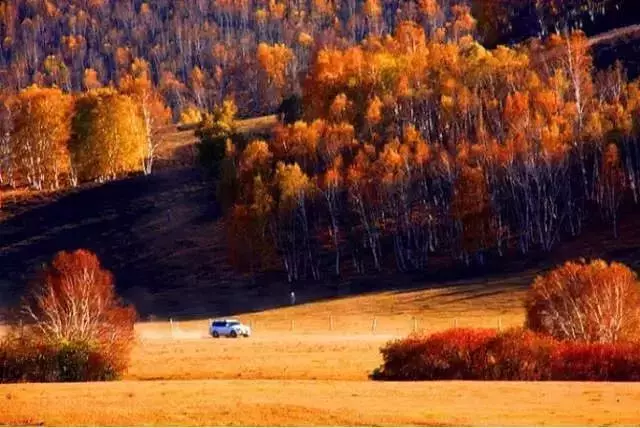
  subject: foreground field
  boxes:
[3,280,639,426]
[128,334,389,381]
[127,279,528,381]
[2,380,639,426]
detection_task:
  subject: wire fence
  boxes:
[152,314,521,339]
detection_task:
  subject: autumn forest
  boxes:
[2,0,640,283]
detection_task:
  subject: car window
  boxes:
[228,321,240,326]
[213,321,224,327]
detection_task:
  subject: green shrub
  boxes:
[55,341,119,382]
[0,337,121,383]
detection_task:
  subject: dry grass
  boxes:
[235,114,279,134]
[1,380,639,426]
[3,279,529,382]
[128,333,388,381]
[128,278,528,381]
[158,274,530,334]
[2,274,640,426]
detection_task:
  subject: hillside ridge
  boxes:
[2,160,640,319]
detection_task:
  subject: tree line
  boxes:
[0,0,616,119]
[0,60,170,190]
[214,17,640,281]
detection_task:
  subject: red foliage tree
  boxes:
[22,249,136,371]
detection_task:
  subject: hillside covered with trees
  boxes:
[1,0,638,192]
[3,0,640,309]
[0,0,636,121]
[207,2,640,282]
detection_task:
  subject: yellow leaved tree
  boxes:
[10,85,73,190]
[71,89,148,182]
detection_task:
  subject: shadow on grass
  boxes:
[2,166,640,321]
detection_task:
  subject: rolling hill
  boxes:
[3,104,640,319]
[4,19,640,317]
[2,159,640,320]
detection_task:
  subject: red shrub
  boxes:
[22,249,136,373]
[552,342,640,381]
[373,328,495,380]
[3,249,138,382]
[373,328,640,381]
[481,329,556,380]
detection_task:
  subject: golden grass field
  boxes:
[3,276,640,426]
[3,380,640,426]
[4,106,640,425]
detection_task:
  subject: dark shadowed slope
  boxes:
[0,166,393,319]
[3,165,640,319]
[4,106,640,319]
[0,168,247,317]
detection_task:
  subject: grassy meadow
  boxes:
[3,278,640,426]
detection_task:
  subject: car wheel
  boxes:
[229,330,238,338]
[212,331,219,338]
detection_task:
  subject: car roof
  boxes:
[212,318,240,323]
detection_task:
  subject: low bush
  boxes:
[0,336,119,383]
[372,329,495,380]
[481,329,556,381]
[373,328,640,381]
[551,341,640,381]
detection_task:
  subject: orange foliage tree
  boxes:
[274,161,317,281]
[119,58,172,175]
[451,160,496,263]
[22,249,137,371]
[187,5,640,281]
[226,175,277,276]
[257,43,295,108]
[10,85,73,190]
[220,20,640,281]
[526,259,640,343]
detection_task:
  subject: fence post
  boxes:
[372,317,377,334]
[330,315,334,331]
[290,319,295,331]
[498,317,502,332]
[170,318,174,338]
[413,317,418,333]
[453,318,458,328]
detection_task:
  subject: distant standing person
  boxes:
[290,291,296,305]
